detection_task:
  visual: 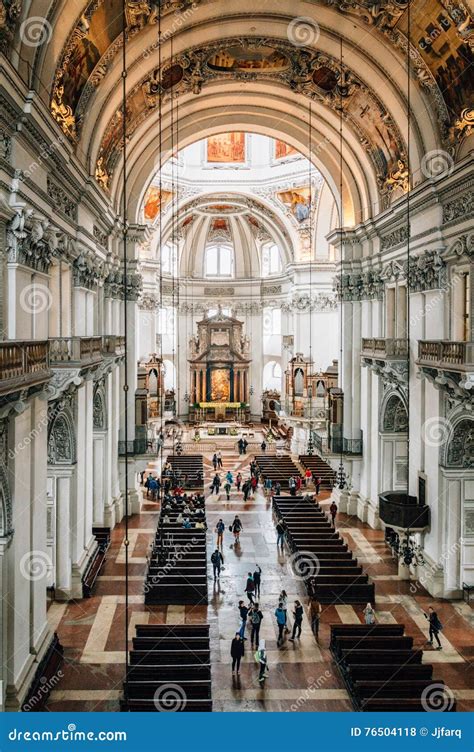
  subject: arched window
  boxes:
[263,361,283,391]
[262,243,282,276]
[161,243,177,276]
[205,244,234,277]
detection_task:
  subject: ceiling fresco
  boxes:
[92,36,409,199]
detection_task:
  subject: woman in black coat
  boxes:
[231,633,245,674]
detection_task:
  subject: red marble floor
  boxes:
[43,447,474,713]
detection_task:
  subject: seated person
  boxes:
[163,514,170,524]
[182,517,192,528]
[195,520,205,529]
[176,512,184,524]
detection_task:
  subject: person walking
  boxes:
[231,515,243,544]
[217,450,223,469]
[231,633,244,674]
[274,481,281,496]
[224,480,231,501]
[212,473,221,496]
[242,438,248,455]
[363,602,376,625]
[242,479,251,502]
[295,475,302,493]
[315,476,322,495]
[212,453,218,471]
[264,476,272,498]
[279,589,290,634]
[255,639,268,685]
[304,467,312,487]
[215,518,225,547]
[275,602,287,646]
[289,476,296,497]
[245,572,255,603]
[424,606,443,649]
[238,600,249,640]
[329,500,338,527]
[261,440,267,452]
[276,519,285,547]
[226,470,233,485]
[253,564,262,598]
[211,549,224,580]
[289,600,304,641]
[238,438,244,455]
[236,472,242,491]
[249,603,264,647]
[250,475,258,496]
[310,598,322,641]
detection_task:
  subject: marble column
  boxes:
[54,470,73,600]
[92,433,106,526]
[0,536,12,712]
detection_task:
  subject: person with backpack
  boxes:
[231,515,243,544]
[211,549,224,580]
[275,601,287,646]
[238,600,249,640]
[215,518,225,547]
[276,519,285,547]
[424,606,443,649]
[289,600,304,641]
[231,633,245,674]
[253,564,262,598]
[255,639,268,684]
[249,603,264,647]
[330,501,338,527]
[245,571,255,603]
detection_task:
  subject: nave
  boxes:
[42,445,473,713]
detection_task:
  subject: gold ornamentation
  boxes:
[95,156,110,190]
[51,84,76,136]
[452,107,474,139]
[385,159,409,193]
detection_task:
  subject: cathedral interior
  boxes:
[0,0,473,715]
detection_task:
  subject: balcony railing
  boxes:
[0,341,50,395]
[102,335,126,357]
[49,337,103,366]
[118,439,160,456]
[361,338,408,359]
[418,340,473,369]
[310,430,363,456]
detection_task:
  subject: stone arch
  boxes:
[381,392,408,433]
[93,383,107,431]
[48,408,76,465]
[443,417,474,469]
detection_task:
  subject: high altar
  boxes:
[188,308,251,422]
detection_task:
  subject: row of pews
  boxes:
[144,490,208,605]
[299,454,336,490]
[330,624,456,712]
[122,624,212,712]
[273,495,375,604]
[166,453,204,489]
[255,454,302,485]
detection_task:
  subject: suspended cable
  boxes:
[406,0,412,499]
[337,34,345,489]
[120,0,130,701]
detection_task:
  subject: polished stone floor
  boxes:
[45,446,474,712]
